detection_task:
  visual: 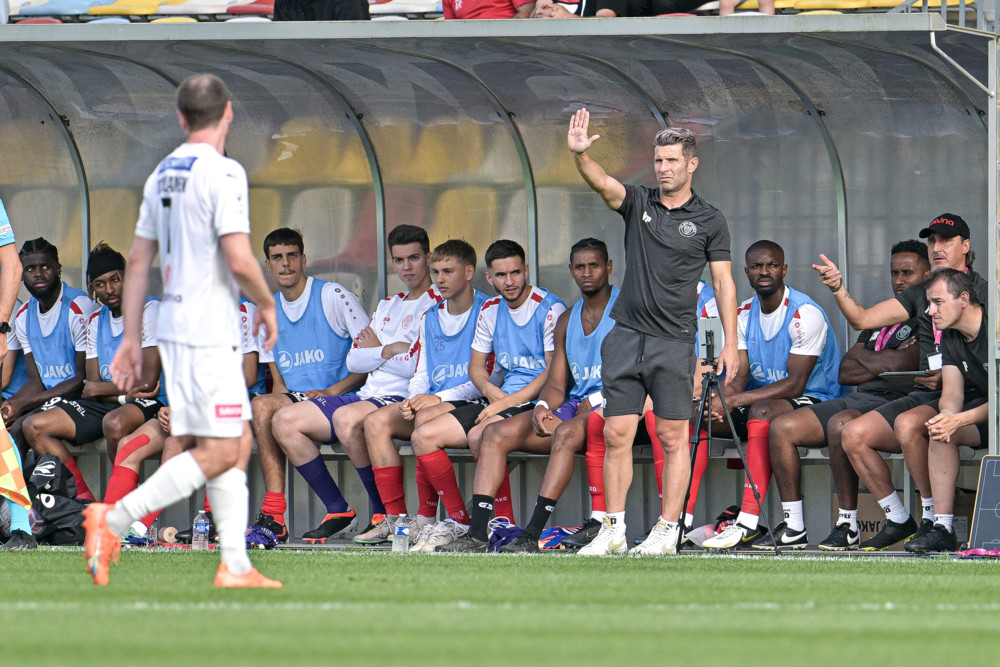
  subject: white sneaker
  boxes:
[420,519,469,552]
[409,521,437,552]
[629,519,679,556]
[578,517,627,556]
[702,522,761,550]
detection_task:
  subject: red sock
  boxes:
[203,495,212,513]
[415,463,438,518]
[103,466,139,505]
[643,411,666,499]
[261,491,286,525]
[585,411,606,513]
[741,419,772,515]
[373,465,407,516]
[64,458,94,501]
[140,510,162,530]
[417,450,469,524]
[493,465,514,523]
[686,427,709,516]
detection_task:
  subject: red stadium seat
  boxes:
[226,0,272,13]
[16,15,63,20]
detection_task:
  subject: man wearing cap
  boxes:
[812,213,986,550]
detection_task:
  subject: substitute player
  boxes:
[84,73,280,588]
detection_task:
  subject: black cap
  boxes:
[918,213,970,240]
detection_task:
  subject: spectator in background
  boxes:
[445,0,535,19]
[532,0,713,16]
[273,0,369,20]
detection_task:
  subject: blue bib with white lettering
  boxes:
[424,290,488,394]
[494,290,565,394]
[26,283,87,390]
[97,297,168,405]
[273,279,351,393]
[745,287,842,401]
[566,286,618,400]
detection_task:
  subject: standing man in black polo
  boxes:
[568,109,739,556]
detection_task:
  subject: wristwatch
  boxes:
[0,322,10,334]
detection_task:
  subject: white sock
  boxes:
[736,511,759,531]
[590,510,607,522]
[607,511,626,536]
[933,513,954,532]
[107,452,207,536]
[781,501,805,532]
[207,468,252,576]
[684,513,695,530]
[130,520,149,535]
[658,516,679,531]
[837,508,859,532]
[921,497,935,522]
[877,492,909,525]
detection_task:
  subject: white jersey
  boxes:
[239,300,258,355]
[348,287,442,399]
[134,142,250,347]
[736,286,827,358]
[257,277,367,364]
[408,302,483,402]
[471,286,566,356]
[86,299,159,360]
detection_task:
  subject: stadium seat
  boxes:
[225,0,271,14]
[796,7,844,11]
[9,0,47,15]
[867,0,973,6]
[16,15,62,20]
[86,14,130,18]
[732,0,798,8]
[88,0,185,15]
[19,0,103,15]
[793,0,866,9]
[369,0,441,14]
[149,13,197,18]
[222,13,270,18]
[158,0,256,14]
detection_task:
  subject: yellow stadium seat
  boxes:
[429,187,498,246]
[149,15,198,20]
[89,0,185,16]
[866,0,972,7]
[735,0,800,9]
[793,0,866,9]
[88,189,140,251]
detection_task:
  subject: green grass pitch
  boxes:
[3,548,999,666]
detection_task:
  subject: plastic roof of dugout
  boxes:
[0,16,994,375]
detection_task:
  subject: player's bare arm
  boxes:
[569,108,626,211]
[0,244,21,360]
[469,348,504,404]
[725,353,819,411]
[532,311,571,437]
[476,351,554,425]
[837,338,918,385]
[709,259,740,383]
[813,254,909,331]
[926,365,978,442]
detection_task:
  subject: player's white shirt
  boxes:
[349,286,442,399]
[86,299,159,359]
[239,300,258,355]
[471,286,566,356]
[408,302,483,402]
[134,142,249,347]
[736,286,827,357]
[257,277,367,364]
[14,285,95,356]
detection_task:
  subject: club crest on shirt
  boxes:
[896,325,912,340]
[678,221,697,238]
[402,314,414,329]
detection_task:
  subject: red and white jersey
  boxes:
[736,286,827,357]
[15,285,95,356]
[408,302,484,402]
[239,300,258,355]
[471,286,566,356]
[135,142,250,348]
[348,286,442,399]
[86,299,159,360]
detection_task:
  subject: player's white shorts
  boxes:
[159,341,250,439]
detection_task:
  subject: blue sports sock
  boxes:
[6,436,31,533]
[355,465,385,516]
[295,457,350,514]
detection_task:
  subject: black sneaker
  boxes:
[912,518,934,542]
[904,524,957,553]
[498,534,540,553]
[561,518,602,549]
[818,522,860,551]
[302,508,356,544]
[752,522,807,551]
[859,516,917,551]
[251,512,289,543]
[176,511,218,545]
[434,533,489,553]
[2,529,37,551]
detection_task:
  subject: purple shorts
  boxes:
[309,394,404,444]
[553,398,583,422]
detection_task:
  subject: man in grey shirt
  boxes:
[568,108,739,556]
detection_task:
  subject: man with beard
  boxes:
[2,238,97,498]
[700,240,843,550]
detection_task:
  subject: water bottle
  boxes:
[192,511,210,551]
[145,518,159,545]
[391,514,409,552]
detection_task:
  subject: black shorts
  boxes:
[728,396,822,441]
[41,396,164,445]
[285,391,311,404]
[601,324,696,421]
[805,392,893,440]
[873,390,940,428]
[449,400,533,435]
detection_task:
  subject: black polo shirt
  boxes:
[895,268,987,371]
[613,184,731,342]
[855,317,920,399]
[940,308,988,400]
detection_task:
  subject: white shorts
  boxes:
[159,341,250,439]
